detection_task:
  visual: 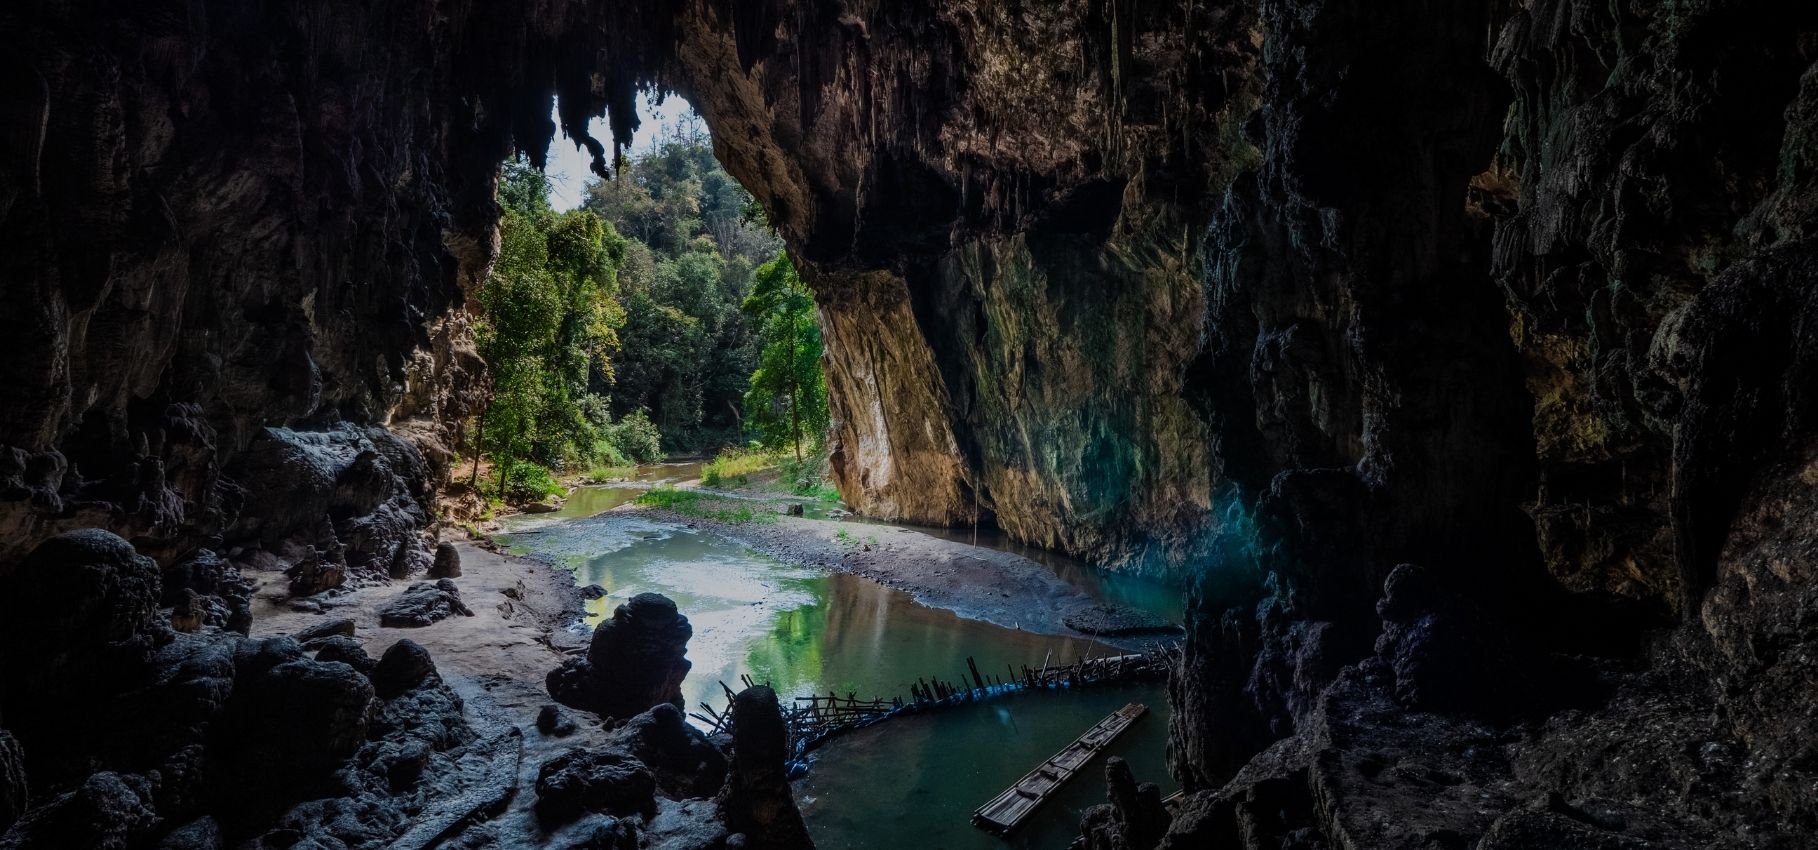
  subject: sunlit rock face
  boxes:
[668,0,1248,577]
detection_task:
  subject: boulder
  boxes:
[284,547,345,597]
[717,687,811,850]
[429,541,462,578]
[0,531,167,760]
[170,589,206,633]
[209,653,375,812]
[0,771,156,850]
[537,704,579,737]
[546,593,692,720]
[155,817,223,850]
[378,579,474,628]
[369,639,439,698]
[533,749,657,825]
[293,617,356,647]
[312,635,376,673]
[607,704,728,799]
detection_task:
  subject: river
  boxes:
[495,472,1179,850]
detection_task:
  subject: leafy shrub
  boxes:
[504,460,565,503]
[601,410,664,464]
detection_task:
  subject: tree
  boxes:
[741,253,828,460]
[469,156,637,500]
[577,112,778,453]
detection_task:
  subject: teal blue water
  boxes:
[797,683,1176,850]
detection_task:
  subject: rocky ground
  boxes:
[249,538,598,845]
[0,526,815,850]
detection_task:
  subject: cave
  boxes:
[2,1,1816,849]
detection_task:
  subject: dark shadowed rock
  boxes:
[370,639,439,698]
[1372,563,1537,717]
[294,617,357,647]
[312,635,376,673]
[537,704,579,737]
[379,579,475,628]
[0,730,24,834]
[208,653,375,815]
[0,531,167,769]
[1077,757,1168,850]
[718,687,811,850]
[607,704,729,799]
[534,749,657,826]
[643,798,731,850]
[547,593,692,720]
[0,771,156,850]
[155,817,223,850]
[429,541,462,578]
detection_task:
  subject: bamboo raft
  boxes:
[688,644,1177,766]
[972,702,1150,836]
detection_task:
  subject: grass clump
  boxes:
[583,464,637,482]
[635,486,777,525]
[701,448,779,487]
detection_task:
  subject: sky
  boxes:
[541,95,700,211]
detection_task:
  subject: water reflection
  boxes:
[495,516,1116,718]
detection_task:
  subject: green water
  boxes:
[497,478,1180,849]
[531,461,705,520]
[798,683,1175,850]
[495,515,1115,719]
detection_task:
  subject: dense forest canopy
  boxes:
[466,115,830,500]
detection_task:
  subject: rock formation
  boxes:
[0,533,515,849]
[717,687,813,850]
[3,0,1815,847]
[547,593,694,720]
[429,542,463,579]
[1077,757,1168,850]
[378,579,476,628]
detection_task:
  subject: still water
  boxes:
[798,683,1174,850]
[496,479,1179,849]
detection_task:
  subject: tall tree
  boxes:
[470,157,632,499]
[741,254,828,460]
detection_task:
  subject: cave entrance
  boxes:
[457,95,832,509]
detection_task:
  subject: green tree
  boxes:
[579,117,776,452]
[470,157,638,500]
[741,253,828,460]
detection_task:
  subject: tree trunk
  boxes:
[496,426,513,502]
[469,400,491,487]
[788,312,802,463]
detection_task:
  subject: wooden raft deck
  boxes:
[971,702,1149,836]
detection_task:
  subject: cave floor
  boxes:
[250,540,611,844]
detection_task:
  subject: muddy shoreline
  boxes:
[609,506,1177,654]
